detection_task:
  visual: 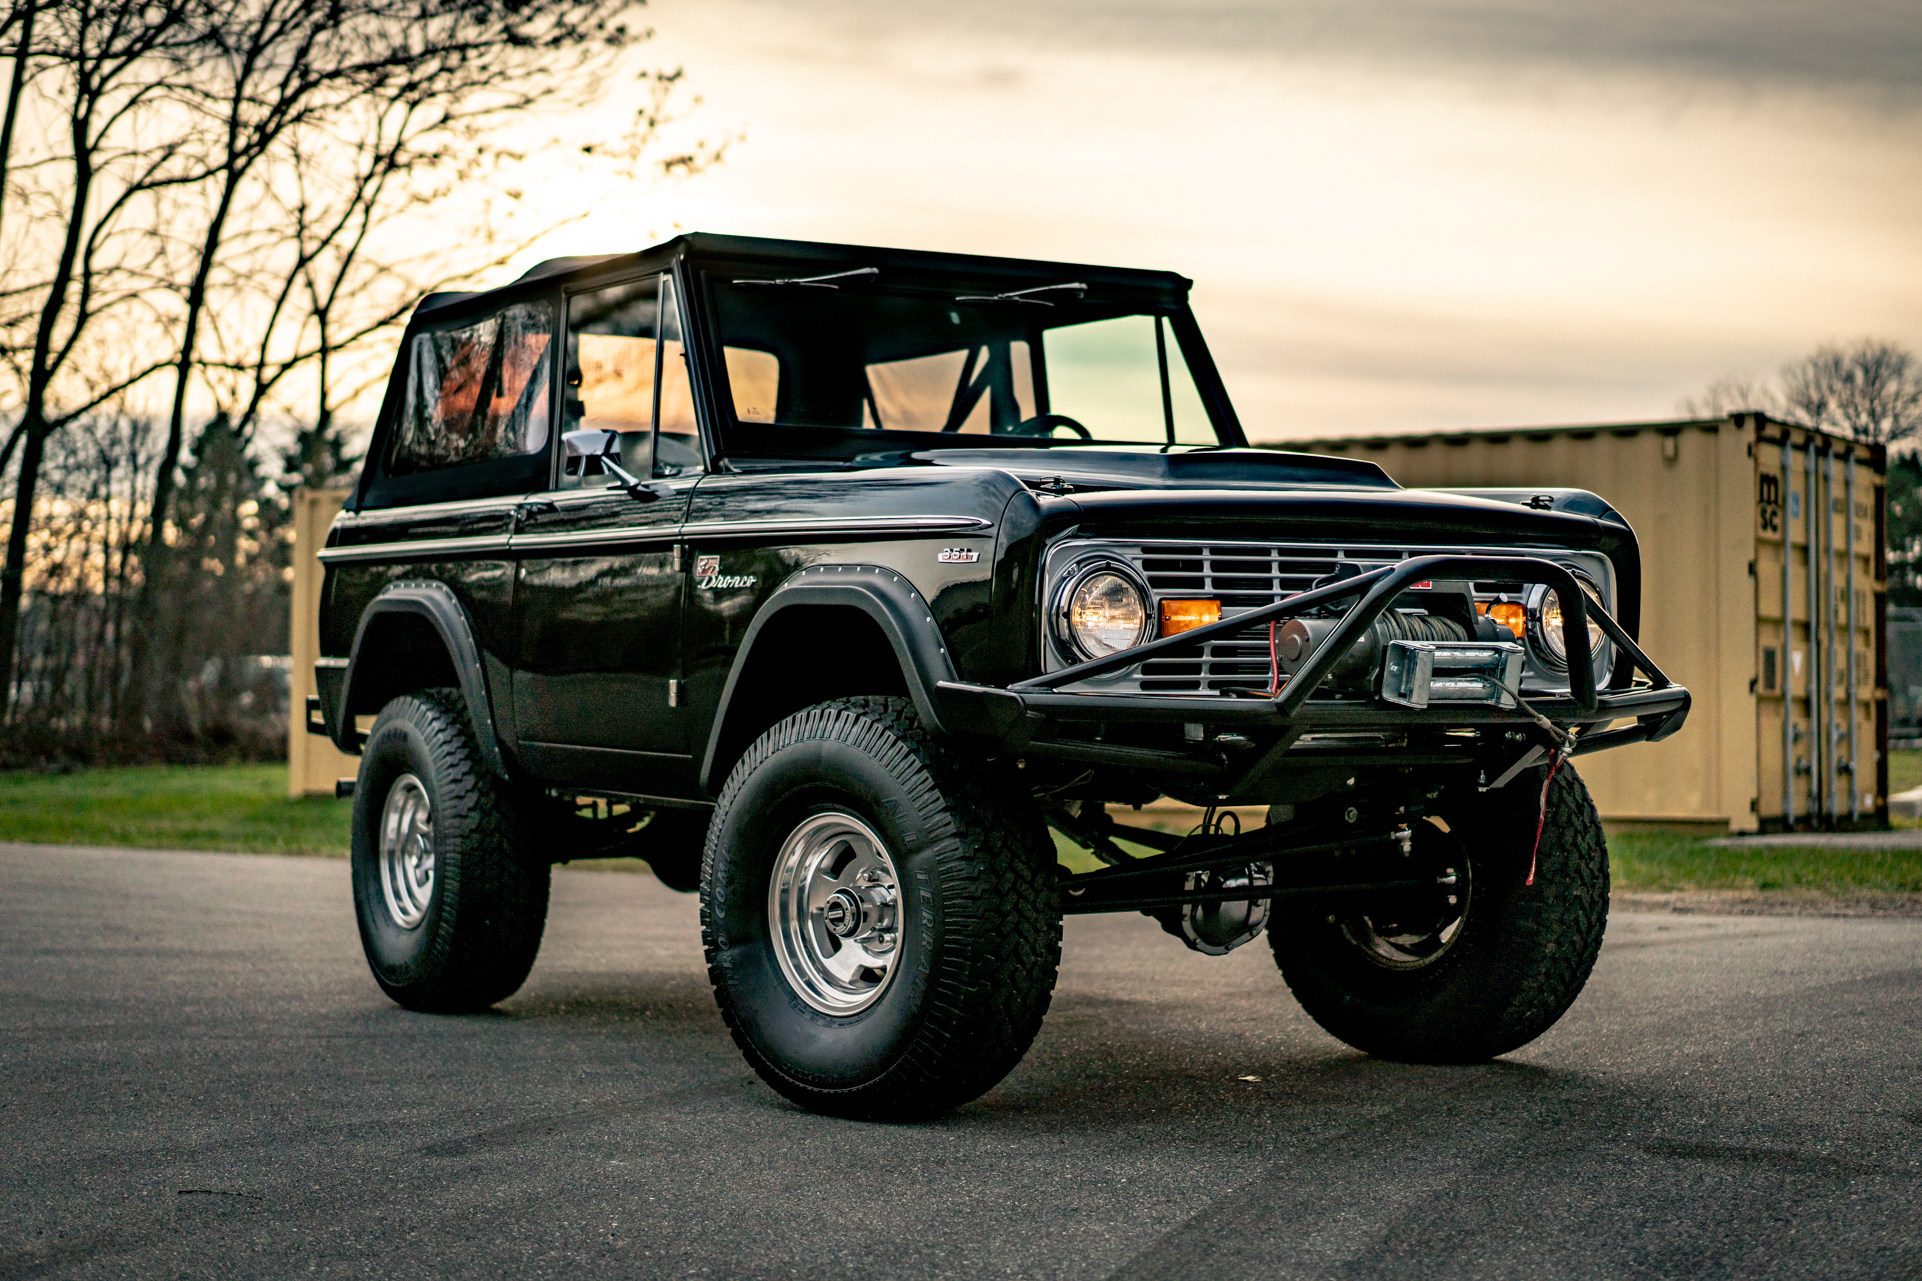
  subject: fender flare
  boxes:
[338,579,510,779]
[698,564,961,793]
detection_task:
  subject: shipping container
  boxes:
[1293,414,1886,834]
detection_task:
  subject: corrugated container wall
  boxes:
[1293,414,1886,834]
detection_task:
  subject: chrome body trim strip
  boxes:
[317,535,513,565]
[331,496,522,526]
[319,514,994,564]
[679,515,993,540]
[509,527,680,553]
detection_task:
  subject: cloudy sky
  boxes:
[506,0,1922,442]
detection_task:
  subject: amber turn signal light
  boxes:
[1478,600,1527,640]
[1159,599,1221,636]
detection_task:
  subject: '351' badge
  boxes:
[937,547,980,564]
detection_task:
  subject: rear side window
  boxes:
[390,300,555,475]
[726,347,780,423]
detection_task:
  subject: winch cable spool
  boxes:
[1269,608,1469,693]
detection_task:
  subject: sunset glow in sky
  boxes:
[497,0,1922,442]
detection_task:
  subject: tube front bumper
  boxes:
[934,553,1690,785]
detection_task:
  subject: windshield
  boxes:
[708,272,1224,457]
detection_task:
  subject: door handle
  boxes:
[513,500,559,527]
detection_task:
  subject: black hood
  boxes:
[917,446,1393,491]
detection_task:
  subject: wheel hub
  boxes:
[822,889,861,937]
[768,812,903,1015]
[378,773,435,930]
[1339,821,1470,970]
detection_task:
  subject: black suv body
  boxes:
[312,234,1688,1118]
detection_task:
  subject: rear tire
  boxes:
[1270,761,1608,1062]
[350,688,550,1012]
[701,697,1060,1120]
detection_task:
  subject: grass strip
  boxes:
[1608,833,1922,895]
[0,764,351,857]
[4,763,1919,898]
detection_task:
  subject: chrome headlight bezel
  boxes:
[1525,569,1612,681]
[1050,556,1154,663]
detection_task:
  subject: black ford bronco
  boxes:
[311,233,1689,1119]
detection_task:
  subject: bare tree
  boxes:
[143,0,642,563]
[120,0,688,738]
[2,397,159,752]
[1679,338,1922,446]
[0,0,206,719]
[209,62,727,472]
[1782,339,1922,446]
[1,0,728,747]
[0,0,43,245]
[1677,374,1781,420]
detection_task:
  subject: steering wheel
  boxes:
[1010,413,1092,440]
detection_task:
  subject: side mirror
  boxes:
[563,427,620,470]
[561,428,657,500]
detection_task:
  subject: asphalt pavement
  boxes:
[2,840,1918,1280]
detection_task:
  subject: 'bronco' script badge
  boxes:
[937,547,980,564]
[693,555,756,589]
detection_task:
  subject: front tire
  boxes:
[1270,761,1609,1062]
[701,697,1061,1120]
[351,689,550,1012]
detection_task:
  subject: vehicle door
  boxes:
[509,273,703,798]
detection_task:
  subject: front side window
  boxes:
[707,274,1221,458]
[391,300,553,475]
[563,275,702,487]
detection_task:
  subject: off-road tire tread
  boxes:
[701,696,1060,1119]
[356,688,549,1013]
[1272,761,1609,1062]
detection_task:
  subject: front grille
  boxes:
[1044,538,1615,697]
[1132,544,1407,692]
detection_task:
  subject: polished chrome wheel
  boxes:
[767,811,902,1015]
[379,773,435,929]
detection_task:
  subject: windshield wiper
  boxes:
[954,281,1088,307]
[731,267,879,290]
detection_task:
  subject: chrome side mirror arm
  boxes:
[561,428,658,501]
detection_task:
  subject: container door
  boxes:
[1755,427,1882,831]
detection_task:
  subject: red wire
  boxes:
[1268,620,1280,695]
[1527,750,1564,886]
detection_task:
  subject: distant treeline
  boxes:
[0,0,722,764]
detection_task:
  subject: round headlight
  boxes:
[1534,576,1606,669]
[1063,567,1150,658]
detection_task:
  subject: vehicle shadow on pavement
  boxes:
[495,971,721,1033]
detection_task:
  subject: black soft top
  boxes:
[413,233,1194,319]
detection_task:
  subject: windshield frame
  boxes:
[681,252,1247,464]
